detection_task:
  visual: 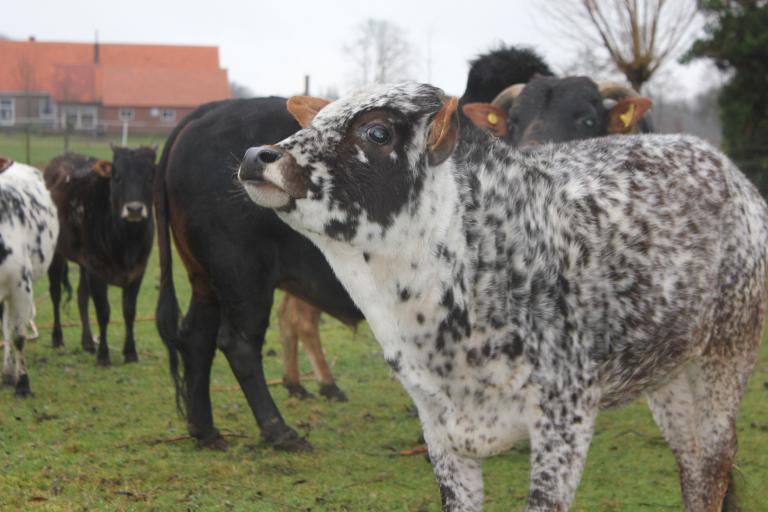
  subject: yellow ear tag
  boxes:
[620,103,637,128]
[487,112,499,125]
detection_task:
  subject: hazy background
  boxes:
[4,0,721,100]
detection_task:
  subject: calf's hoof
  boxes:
[82,336,96,353]
[283,378,313,399]
[15,375,31,398]
[123,352,139,364]
[2,372,15,386]
[196,429,228,451]
[263,426,313,453]
[97,354,111,367]
[319,383,348,402]
[52,332,64,348]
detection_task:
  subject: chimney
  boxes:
[94,31,100,64]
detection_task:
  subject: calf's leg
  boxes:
[87,272,111,367]
[77,265,95,352]
[277,294,312,398]
[7,283,35,397]
[121,276,143,363]
[1,303,14,385]
[47,253,66,348]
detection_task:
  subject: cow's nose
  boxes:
[239,146,282,182]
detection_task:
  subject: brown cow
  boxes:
[45,146,155,366]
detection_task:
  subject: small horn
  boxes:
[491,83,526,111]
[597,81,640,101]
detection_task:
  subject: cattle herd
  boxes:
[1,46,766,511]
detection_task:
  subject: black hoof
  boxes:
[15,375,31,398]
[319,383,349,402]
[123,352,139,364]
[52,331,64,348]
[97,354,111,367]
[2,373,15,386]
[82,336,96,353]
[264,426,313,453]
[196,429,228,451]
[284,379,314,399]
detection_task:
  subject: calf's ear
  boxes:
[91,160,113,178]
[287,96,331,128]
[427,96,460,166]
[462,103,508,138]
[607,97,652,134]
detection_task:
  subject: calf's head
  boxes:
[238,83,458,244]
[462,76,652,146]
[95,144,156,223]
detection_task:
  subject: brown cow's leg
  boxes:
[88,272,111,367]
[294,299,347,402]
[121,276,142,363]
[77,265,95,353]
[48,253,66,348]
[278,294,313,399]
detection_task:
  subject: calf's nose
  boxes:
[239,146,282,182]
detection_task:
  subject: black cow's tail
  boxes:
[61,259,72,303]
[155,121,186,419]
[721,468,740,512]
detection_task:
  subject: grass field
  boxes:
[1,133,767,511]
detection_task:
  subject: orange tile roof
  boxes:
[0,40,230,107]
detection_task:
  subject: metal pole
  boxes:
[304,75,310,96]
[121,121,128,146]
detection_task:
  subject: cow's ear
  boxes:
[427,96,460,166]
[287,96,331,128]
[91,160,113,178]
[607,97,652,134]
[462,103,508,138]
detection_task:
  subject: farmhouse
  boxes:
[0,38,230,133]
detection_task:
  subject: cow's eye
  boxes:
[365,124,392,145]
[580,117,596,128]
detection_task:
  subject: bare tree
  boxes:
[542,0,699,91]
[54,67,79,152]
[343,19,415,87]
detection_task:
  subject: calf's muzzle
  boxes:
[239,146,283,183]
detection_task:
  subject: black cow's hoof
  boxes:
[97,355,111,367]
[52,331,64,348]
[197,429,228,451]
[123,352,139,364]
[82,336,96,353]
[319,383,348,402]
[2,373,15,386]
[284,379,313,399]
[265,427,313,453]
[15,375,31,398]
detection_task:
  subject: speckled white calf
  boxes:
[237,82,768,512]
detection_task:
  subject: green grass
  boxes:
[1,133,768,511]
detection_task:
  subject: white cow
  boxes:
[0,158,59,396]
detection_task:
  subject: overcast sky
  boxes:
[6,0,722,101]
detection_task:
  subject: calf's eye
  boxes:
[581,118,596,128]
[365,124,392,145]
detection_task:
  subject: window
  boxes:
[0,97,15,126]
[39,97,55,119]
[162,109,176,122]
[119,108,134,122]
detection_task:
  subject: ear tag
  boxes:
[620,103,637,128]
[487,112,499,125]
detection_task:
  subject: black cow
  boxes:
[45,146,156,366]
[463,76,653,145]
[155,97,362,451]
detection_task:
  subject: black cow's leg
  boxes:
[88,272,111,367]
[48,253,66,348]
[179,299,223,449]
[218,297,312,452]
[77,265,95,353]
[121,276,143,363]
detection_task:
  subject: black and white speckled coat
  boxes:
[0,160,59,397]
[237,83,768,512]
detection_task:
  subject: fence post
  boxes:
[121,121,129,146]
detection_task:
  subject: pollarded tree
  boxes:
[343,19,415,87]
